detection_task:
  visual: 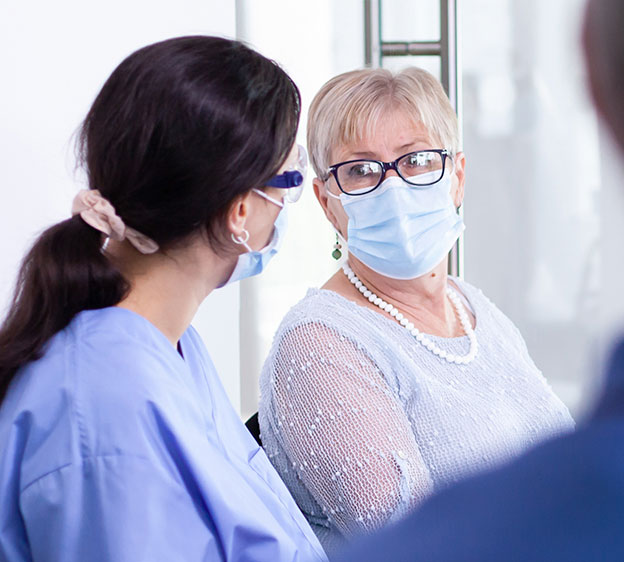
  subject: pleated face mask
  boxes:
[336,170,464,279]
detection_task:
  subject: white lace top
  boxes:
[258,277,574,553]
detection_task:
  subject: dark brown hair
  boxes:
[584,0,624,150]
[0,36,300,402]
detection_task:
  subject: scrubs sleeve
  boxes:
[19,454,222,562]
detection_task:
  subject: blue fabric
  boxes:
[0,307,327,562]
[333,339,624,562]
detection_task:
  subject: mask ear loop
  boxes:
[326,188,341,201]
[323,175,342,201]
[252,188,284,208]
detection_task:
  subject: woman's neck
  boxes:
[108,238,231,347]
[325,255,465,337]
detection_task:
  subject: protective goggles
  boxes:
[265,144,308,203]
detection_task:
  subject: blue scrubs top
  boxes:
[0,307,327,562]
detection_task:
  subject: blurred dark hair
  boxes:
[584,0,624,150]
[0,35,301,402]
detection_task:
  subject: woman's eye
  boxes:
[348,163,375,177]
[402,152,440,173]
[406,154,428,167]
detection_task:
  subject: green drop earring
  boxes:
[332,233,342,260]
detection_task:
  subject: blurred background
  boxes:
[2,0,623,420]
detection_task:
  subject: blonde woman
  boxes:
[258,67,574,553]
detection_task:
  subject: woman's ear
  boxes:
[226,191,252,240]
[313,177,339,226]
[452,152,466,208]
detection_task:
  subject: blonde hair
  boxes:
[307,67,460,179]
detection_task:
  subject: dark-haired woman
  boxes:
[0,37,326,561]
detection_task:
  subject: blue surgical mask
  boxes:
[222,190,288,286]
[335,170,464,279]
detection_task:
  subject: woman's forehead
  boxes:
[333,116,433,162]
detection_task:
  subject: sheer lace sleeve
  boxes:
[263,321,433,537]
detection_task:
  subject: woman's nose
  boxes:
[383,162,401,180]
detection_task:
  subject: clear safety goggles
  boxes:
[265,144,308,203]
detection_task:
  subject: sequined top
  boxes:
[258,278,574,554]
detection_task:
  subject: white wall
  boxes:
[0,0,242,409]
[235,0,366,420]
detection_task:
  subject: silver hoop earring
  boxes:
[232,229,250,245]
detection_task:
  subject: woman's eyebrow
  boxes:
[345,140,432,160]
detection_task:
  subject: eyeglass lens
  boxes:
[335,150,445,194]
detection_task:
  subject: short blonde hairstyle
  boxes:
[307,67,460,179]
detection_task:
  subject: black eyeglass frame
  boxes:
[326,148,451,196]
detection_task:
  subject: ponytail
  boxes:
[0,216,128,401]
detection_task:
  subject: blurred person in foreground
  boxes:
[333,0,624,560]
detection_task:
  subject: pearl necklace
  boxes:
[343,264,478,364]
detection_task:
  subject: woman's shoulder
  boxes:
[451,276,528,344]
[449,276,488,304]
[1,308,203,489]
[269,288,394,361]
[10,308,190,430]
[279,287,380,333]
[262,288,396,386]
[451,277,508,318]
[286,287,351,315]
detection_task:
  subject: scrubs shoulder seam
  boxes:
[65,324,92,461]
[77,309,186,361]
[19,452,155,495]
[78,331,182,369]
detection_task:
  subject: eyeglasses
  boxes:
[265,144,308,203]
[326,149,450,196]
